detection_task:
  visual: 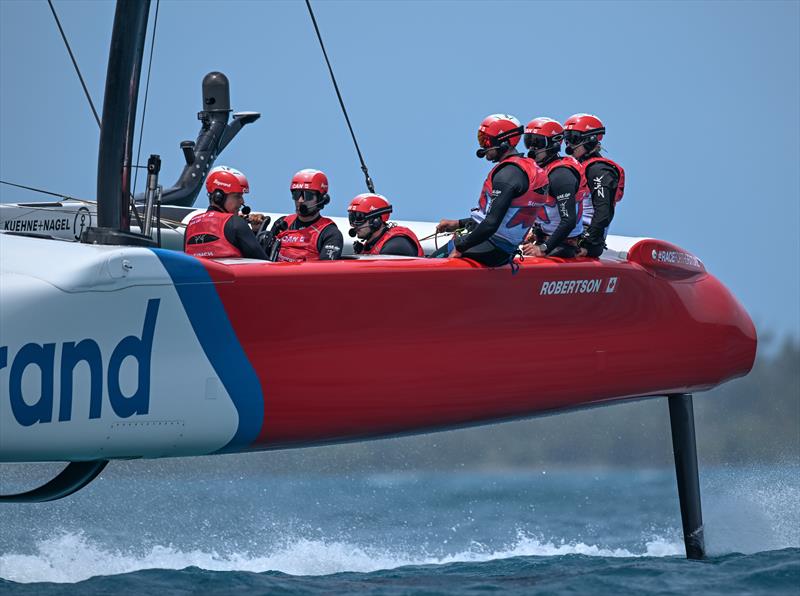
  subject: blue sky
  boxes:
[1,0,798,341]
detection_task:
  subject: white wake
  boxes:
[0,530,683,584]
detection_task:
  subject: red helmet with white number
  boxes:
[477,114,523,150]
[290,169,329,194]
[524,117,564,151]
[563,113,606,148]
[348,193,392,228]
[205,165,249,196]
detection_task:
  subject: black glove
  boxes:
[577,232,600,249]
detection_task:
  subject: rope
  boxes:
[132,0,160,198]
[0,181,187,229]
[47,0,154,231]
[305,0,375,193]
[419,228,465,251]
[0,180,92,203]
[47,0,101,129]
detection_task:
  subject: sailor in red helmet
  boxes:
[436,114,548,267]
[184,165,268,259]
[521,117,586,258]
[563,114,625,258]
[347,193,423,256]
[272,169,343,261]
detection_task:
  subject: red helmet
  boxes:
[524,117,564,150]
[205,165,249,195]
[348,193,392,227]
[290,169,329,194]
[563,113,605,146]
[477,114,523,149]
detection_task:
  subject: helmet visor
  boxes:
[524,133,549,150]
[291,189,320,203]
[348,211,369,227]
[564,130,585,146]
[477,130,493,148]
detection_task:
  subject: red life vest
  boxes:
[473,155,549,252]
[184,210,242,258]
[536,156,586,238]
[275,214,336,262]
[363,225,424,256]
[543,156,588,205]
[582,156,625,203]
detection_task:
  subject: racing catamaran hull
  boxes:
[0,232,756,462]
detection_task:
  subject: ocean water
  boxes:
[0,463,797,594]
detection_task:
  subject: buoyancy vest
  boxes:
[536,156,586,238]
[184,210,242,258]
[363,225,424,256]
[275,214,336,262]
[580,155,625,226]
[471,155,549,253]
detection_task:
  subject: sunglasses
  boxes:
[291,189,320,202]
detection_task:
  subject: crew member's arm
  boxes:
[317,224,344,260]
[454,164,527,253]
[583,162,619,247]
[380,236,419,256]
[224,215,269,260]
[541,166,579,254]
[436,218,473,232]
[270,216,288,234]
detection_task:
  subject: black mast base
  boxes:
[81,226,157,247]
[668,393,706,560]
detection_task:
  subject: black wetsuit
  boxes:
[581,155,621,258]
[211,206,268,260]
[537,158,580,258]
[453,154,531,267]
[274,214,344,260]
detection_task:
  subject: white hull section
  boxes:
[0,235,241,462]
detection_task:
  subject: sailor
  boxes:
[436,114,548,267]
[347,193,423,256]
[563,113,625,258]
[521,117,586,258]
[184,165,268,259]
[272,169,343,262]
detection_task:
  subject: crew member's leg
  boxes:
[460,240,512,267]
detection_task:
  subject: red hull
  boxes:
[199,239,755,449]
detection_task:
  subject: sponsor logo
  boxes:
[593,176,605,198]
[540,279,606,295]
[650,248,700,267]
[3,216,74,234]
[605,277,618,293]
[0,299,160,427]
[73,207,91,240]
[281,234,308,243]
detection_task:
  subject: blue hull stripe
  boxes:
[152,249,264,453]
